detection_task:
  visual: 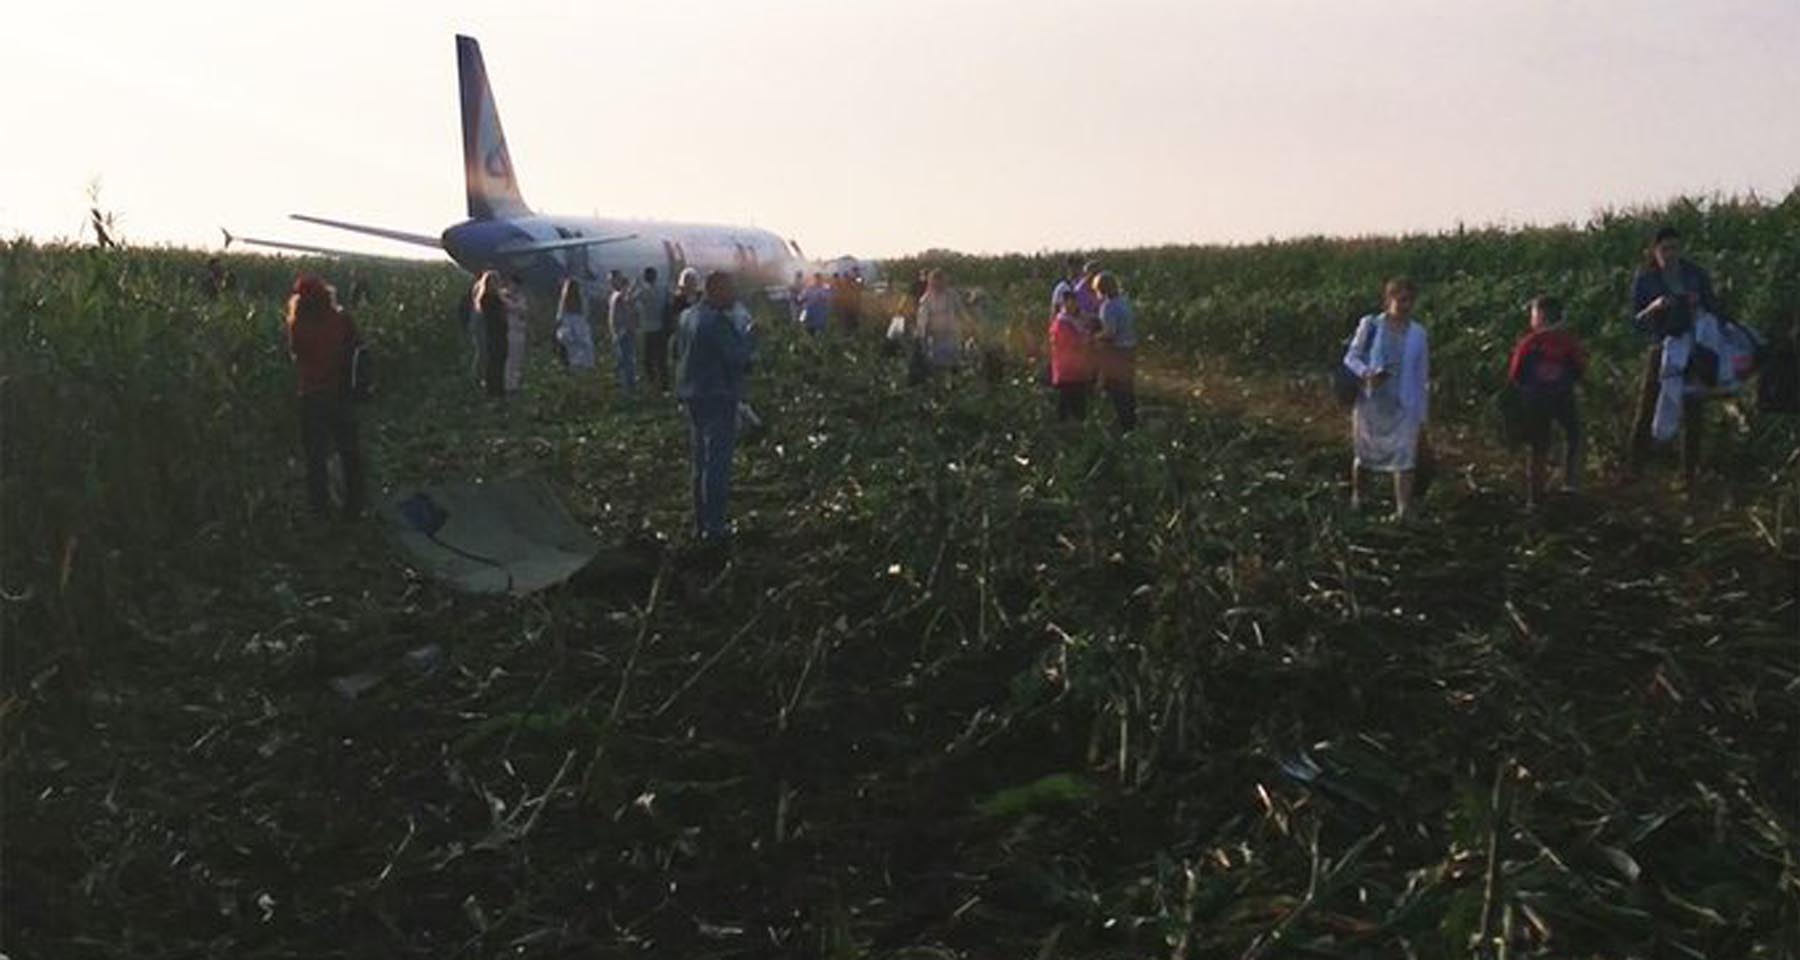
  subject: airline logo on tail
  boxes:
[457,35,529,221]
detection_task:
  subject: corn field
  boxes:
[2,194,1796,958]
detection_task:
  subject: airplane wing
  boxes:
[222,228,412,260]
[290,214,443,248]
[493,233,639,255]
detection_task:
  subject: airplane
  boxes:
[230,35,817,302]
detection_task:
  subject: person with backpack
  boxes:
[607,270,640,395]
[676,271,755,544]
[1047,287,1094,421]
[1505,295,1587,507]
[1094,271,1138,432]
[1625,226,1719,486]
[554,277,596,370]
[1343,278,1431,521]
[638,266,672,392]
[285,274,365,519]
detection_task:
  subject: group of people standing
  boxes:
[1043,256,1139,431]
[790,269,865,335]
[549,266,690,394]
[516,265,751,542]
[282,223,1779,539]
[1339,225,1766,520]
[471,266,697,399]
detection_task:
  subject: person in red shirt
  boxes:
[1506,295,1587,506]
[1047,288,1094,421]
[285,274,365,519]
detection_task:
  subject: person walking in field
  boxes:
[459,280,482,383]
[607,270,640,394]
[1094,271,1138,432]
[554,278,596,370]
[799,272,832,335]
[908,269,929,312]
[667,268,703,372]
[1624,226,1721,487]
[915,268,963,371]
[502,275,529,393]
[1048,287,1094,421]
[1344,277,1431,521]
[638,266,672,392]
[843,267,866,332]
[285,274,365,519]
[676,271,754,543]
[1050,254,1083,314]
[1505,295,1587,507]
[1074,259,1103,331]
[473,270,510,398]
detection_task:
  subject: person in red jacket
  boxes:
[285,274,365,519]
[1506,295,1587,506]
[1047,288,1094,421]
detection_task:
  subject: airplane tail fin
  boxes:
[456,35,530,220]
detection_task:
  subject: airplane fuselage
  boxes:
[242,36,849,304]
[441,214,798,299]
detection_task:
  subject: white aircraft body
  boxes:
[233,35,814,299]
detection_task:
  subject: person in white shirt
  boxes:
[554,278,596,370]
[1342,277,1432,520]
[606,270,639,394]
[915,268,963,370]
[1049,254,1082,314]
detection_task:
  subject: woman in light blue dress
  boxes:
[1343,278,1431,520]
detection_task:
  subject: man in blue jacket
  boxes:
[1625,226,1722,484]
[676,271,754,543]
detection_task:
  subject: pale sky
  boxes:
[5,0,1797,260]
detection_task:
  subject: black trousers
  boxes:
[300,391,364,515]
[643,329,671,391]
[484,321,507,397]
[1055,382,1091,421]
[1102,349,1137,432]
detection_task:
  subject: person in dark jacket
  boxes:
[473,271,508,398]
[1625,226,1718,484]
[639,266,672,392]
[1506,295,1587,506]
[675,271,754,543]
[285,274,364,518]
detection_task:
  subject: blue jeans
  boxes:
[686,395,738,540]
[615,332,638,391]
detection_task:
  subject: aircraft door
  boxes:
[557,226,594,280]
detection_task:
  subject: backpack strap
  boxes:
[1351,314,1378,364]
